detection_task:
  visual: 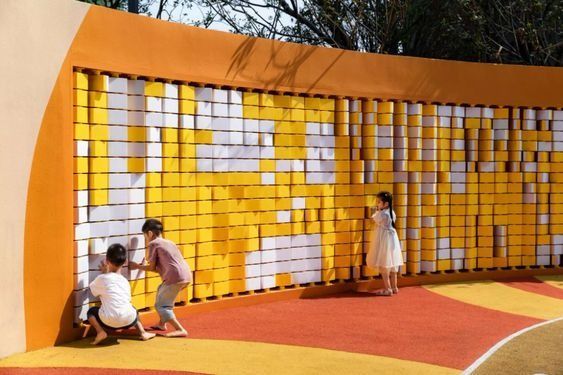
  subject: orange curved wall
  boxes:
[19,2,563,352]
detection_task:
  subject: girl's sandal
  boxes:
[371,289,393,296]
[392,288,399,294]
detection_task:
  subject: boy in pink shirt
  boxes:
[129,219,192,337]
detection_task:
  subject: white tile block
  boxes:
[107,77,127,93]
[146,157,162,172]
[229,90,242,104]
[246,251,261,265]
[451,248,465,259]
[260,262,276,276]
[306,122,320,135]
[74,255,89,274]
[109,125,128,141]
[245,277,261,291]
[74,271,89,290]
[164,83,178,99]
[128,142,145,158]
[107,156,129,174]
[74,140,89,157]
[260,146,275,158]
[260,120,275,133]
[126,110,145,126]
[261,237,277,250]
[74,223,91,240]
[261,275,276,289]
[245,264,261,278]
[292,197,306,210]
[277,210,291,223]
[196,101,212,116]
[244,132,259,145]
[466,107,481,118]
[109,205,129,221]
[146,97,162,112]
[129,189,145,204]
[261,172,275,185]
[130,174,145,188]
[163,113,178,127]
[74,240,89,257]
[212,103,229,117]
[180,114,195,129]
[145,112,163,127]
[276,236,291,249]
[261,133,274,146]
[244,119,259,132]
[107,142,128,157]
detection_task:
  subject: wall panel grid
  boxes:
[72,70,563,322]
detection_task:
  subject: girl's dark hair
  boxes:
[376,191,396,228]
[106,243,127,267]
[142,218,163,236]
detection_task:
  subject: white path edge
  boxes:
[462,316,563,375]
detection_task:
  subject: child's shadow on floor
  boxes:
[64,333,149,349]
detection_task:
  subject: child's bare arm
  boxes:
[129,259,156,272]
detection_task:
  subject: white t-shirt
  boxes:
[89,272,137,328]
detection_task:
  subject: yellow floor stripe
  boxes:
[535,275,563,290]
[424,280,563,320]
[0,337,457,375]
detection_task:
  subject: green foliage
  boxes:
[79,0,563,66]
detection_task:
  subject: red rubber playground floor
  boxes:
[1,275,562,374]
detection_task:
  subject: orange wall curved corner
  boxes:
[21,2,563,354]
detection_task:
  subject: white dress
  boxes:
[366,208,403,272]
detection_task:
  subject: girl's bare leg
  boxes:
[390,271,398,293]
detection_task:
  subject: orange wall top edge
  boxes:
[71,6,563,108]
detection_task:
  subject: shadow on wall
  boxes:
[226,37,346,93]
[56,292,80,346]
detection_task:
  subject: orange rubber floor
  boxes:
[1,276,562,374]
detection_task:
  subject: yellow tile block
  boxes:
[88,91,107,108]
[162,128,179,143]
[146,202,163,217]
[128,158,144,173]
[89,108,108,124]
[194,283,213,298]
[145,81,163,97]
[260,93,274,107]
[163,143,179,157]
[74,123,89,140]
[128,126,146,142]
[89,190,107,206]
[73,107,88,126]
[89,158,109,173]
[163,157,179,172]
[195,130,213,144]
[89,174,108,189]
[146,187,163,202]
[74,157,89,174]
[243,92,260,106]
[179,85,195,100]
[179,99,195,114]
[74,72,88,90]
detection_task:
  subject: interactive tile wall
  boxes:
[73,71,563,322]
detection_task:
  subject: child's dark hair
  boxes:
[376,191,396,228]
[106,243,127,267]
[142,218,163,236]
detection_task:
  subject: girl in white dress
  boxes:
[367,191,403,296]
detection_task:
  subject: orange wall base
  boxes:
[127,267,563,327]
